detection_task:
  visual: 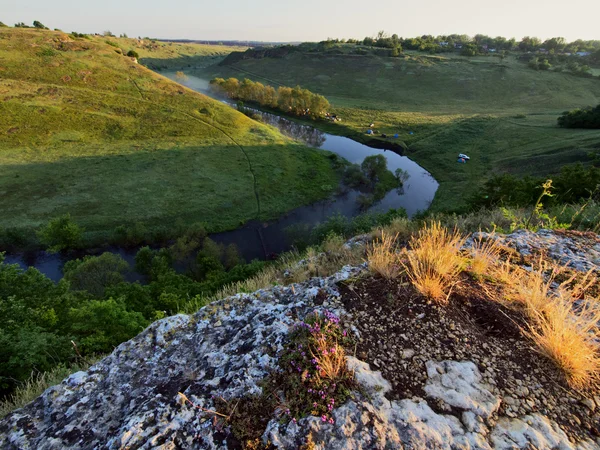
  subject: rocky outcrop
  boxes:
[1,230,599,449]
[469,229,600,272]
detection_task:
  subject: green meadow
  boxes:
[196,48,600,211]
[0,29,338,241]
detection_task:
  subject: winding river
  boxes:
[4,73,438,280]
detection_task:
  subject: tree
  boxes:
[127,50,139,58]
[63,253,130,297]
[518,36,541,52]
[391,46,400,57]
[224,243,243,270]
[103,30,114,37]
[37,214,84,253]
[14,22,29,28]
[33,20,48,30]
[361,155,388,181]
[543,37,566,53]
[461,44,478,57]
[68,298,148,354]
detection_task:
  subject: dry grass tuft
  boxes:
[526,296,600,388]
[311,333,347,383]
[366,232,401,279]
[496,260,600,388]
[403,222,466,303]
[466,234,504,277]
[372,217,417,242]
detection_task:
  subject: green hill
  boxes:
[196,49,600,211]
[0,29,338,243]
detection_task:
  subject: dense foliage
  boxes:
[0,229,269,398]
[210,77,330,119]
[469,163,600,209]
[558,104,600,129]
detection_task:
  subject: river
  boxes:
[4,73,438,280]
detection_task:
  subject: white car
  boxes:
[458,153,471,160]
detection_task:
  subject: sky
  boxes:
[2,0,599,43]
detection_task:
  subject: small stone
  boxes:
[582,398,596,412]
[401,349,415,359]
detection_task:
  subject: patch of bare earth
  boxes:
[339,273,600,443]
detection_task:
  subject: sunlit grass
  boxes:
[366,232,401,279]
[403,222,465,303]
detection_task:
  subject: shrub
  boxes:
[127,50,139,59]
[403,222,465,303]
[37,214,84,253]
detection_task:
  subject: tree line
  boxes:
[209,78,330,119]
[316,33,600,60]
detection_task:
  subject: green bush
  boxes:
[127,50,139,58]
[37,214,84,253]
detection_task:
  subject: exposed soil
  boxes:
[339,273,600,443]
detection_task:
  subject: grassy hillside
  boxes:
[103,36,246,70]
[0,29,338,241]
[196,50,600,211]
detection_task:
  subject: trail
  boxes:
[130,78,146,100]
[179,111,261,217]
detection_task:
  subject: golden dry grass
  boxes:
[403,222,466,303]
[494,260,600,388]
[366,232,401,279]
[372,217,417,242]
[311,333,347,383]
[466,234,504,277]
[526,297,600,388]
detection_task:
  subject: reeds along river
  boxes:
[4,73,438,281]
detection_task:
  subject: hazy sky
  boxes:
[3,0,599,42]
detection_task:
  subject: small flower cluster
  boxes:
[277,310,354,425]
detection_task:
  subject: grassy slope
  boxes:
[104,36,247,70]
[0,29,338,238]
[196,49,600,211]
